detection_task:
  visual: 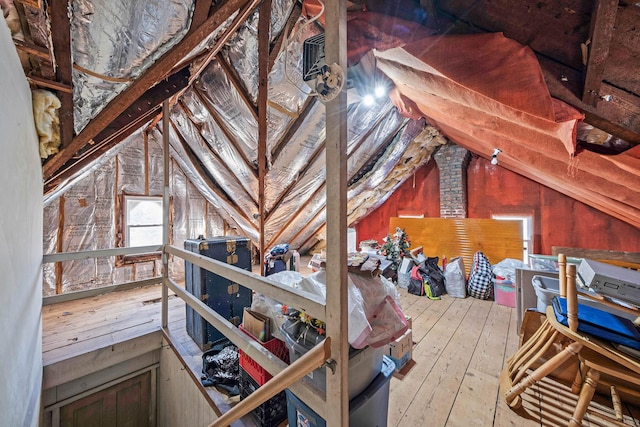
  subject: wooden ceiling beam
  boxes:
[188,0,214,33]
[258,0,271,266]
[541,58,640,145]
[582,0,618,106]
[216,53,259,122]
[44,68,191,191]
[49,0,74,155]
[43,0,251,181]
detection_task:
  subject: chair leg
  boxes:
[505,341,583,407]
[571,363,583,394]
[569,368,600,427]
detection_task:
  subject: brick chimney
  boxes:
[433,143,471,218]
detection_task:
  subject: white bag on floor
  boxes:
[444,257,467,298]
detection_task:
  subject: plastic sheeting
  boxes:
[71,0,194,133]
[41,125,230,293]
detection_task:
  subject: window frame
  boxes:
[119,195,164,264]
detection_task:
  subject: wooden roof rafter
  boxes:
[347,119,408,186]
[192,86,258,180]
[187,0,262,82]
[265,183,325,250]
[270,97,318,163]
[188,0,214,33]
[49,0,74,155]
[43,67,192,193]
[268,1,302,72]
[42,0,253,181]
[216,53,260,122]
[177,94,259,207]
[582,0,619,106]
[265,140,326,223]
[169,120,258,228]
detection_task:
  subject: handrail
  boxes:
[165,277,289,377]
[43,277,162,306]
[209,338,331,427]
[166,245,325,320]
[43,243,332,419]
[42,245,163,263]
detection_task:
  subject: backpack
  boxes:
[467,251,494,300]
[408,265,425,296]
[407,259,446,300]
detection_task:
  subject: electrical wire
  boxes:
[282,0,326,97]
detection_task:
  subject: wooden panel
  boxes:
[389,217,522,272]
[158,340,218,427]
[60,370,151,427]
[354,161,439,244]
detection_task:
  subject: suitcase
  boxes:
[184,236,253,350]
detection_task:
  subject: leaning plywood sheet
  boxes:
[389,218,523,274]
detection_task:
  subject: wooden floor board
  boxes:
[42,272,640,426]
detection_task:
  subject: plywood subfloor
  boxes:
[42,279,640,426]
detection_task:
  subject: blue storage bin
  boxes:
[285,356,395,427]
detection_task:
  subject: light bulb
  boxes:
[362,94,375,106]
[374,85,387,98]
[491,156,498,166]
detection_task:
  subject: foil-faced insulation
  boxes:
[194,63,258,163]
[171,99,258,214]
[71,0,194,133]
[164,126,260,242]
[222,0,294,103]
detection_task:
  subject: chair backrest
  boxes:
[559,256,640,350]
[558,253,567,298]
[565,262,579,332]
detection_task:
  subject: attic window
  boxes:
[124,196,163,247]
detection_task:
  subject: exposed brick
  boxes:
[434,142,471,218]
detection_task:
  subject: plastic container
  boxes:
[528,254,582,272]
[494,278,516,307]
[531,275,638,321]
[285,356,395,427]
[281,324,384,399]
[239,368,287,426]
[238,325,290,386]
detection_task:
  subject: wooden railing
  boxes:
[42,243,332,424]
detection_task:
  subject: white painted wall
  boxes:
[0,20,43,427]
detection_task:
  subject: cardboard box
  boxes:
[242,308,271,342]
[385,328,412,370]
[405,315,412,331]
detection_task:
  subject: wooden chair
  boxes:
[500,255,640,426]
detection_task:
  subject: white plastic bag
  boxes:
[444,257,467,298]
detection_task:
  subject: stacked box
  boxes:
[385,328,412,371]
[238,325,290,386]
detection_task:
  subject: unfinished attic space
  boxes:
[4,0,640,426]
